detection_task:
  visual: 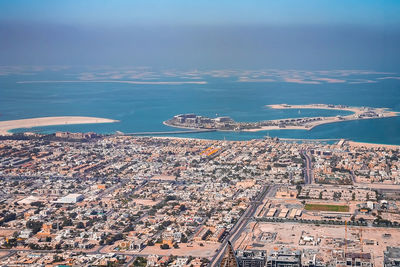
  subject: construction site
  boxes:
[227,185,400,266]
[233,220,400,266]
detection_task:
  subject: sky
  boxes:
[1,0,400,70]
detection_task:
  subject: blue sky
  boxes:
[1,0,400,26]
[1,1,400,69]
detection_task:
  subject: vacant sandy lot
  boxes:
[238,221,400,266]
[140,242,220,257]
[102,242,220,258]
[151,175,176,181]
[132,199,160,206]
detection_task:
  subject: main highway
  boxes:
[209,185,278,267]
[302,150,313,184]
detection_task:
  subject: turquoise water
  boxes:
[1,70,400,144]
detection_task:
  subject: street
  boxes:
[209,185,275,267]
[302,150,313,184]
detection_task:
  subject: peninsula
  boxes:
[0,116,119,135]
[164,104,399,132]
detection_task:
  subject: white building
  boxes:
[56,193,84,204]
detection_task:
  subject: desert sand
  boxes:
[0,116,118,135]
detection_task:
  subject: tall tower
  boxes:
[220,241,239,267]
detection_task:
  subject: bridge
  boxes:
[279,138,342,142]
[116,129,216,136]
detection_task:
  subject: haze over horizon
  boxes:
[1,0,400,70]
[1,4,400,265]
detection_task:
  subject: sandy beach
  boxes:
[346,140,400,150]
[153,137,400,151]
[241,113,398,132]
[241,104,400,132]
[266,103,400,115]
[266,103,361,113]
[0,116,119,135]
[243,125,308,132]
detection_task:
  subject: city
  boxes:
[1,1,400,266]
[1,133,400,266]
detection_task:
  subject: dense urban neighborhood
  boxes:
[0,134,400,266]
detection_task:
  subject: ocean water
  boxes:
[1,68,400,144]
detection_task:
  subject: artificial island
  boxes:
[164,104,399,132]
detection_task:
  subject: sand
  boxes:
[131,199,160,206]
[240,104,400,132]
[266,103,361,113]
[0,116,119,135]
[248,221,400,266]
[99,242,220,257]
[151,175,176,181]
[347,140,400,150]
[243,125,308,132]
[146,137,399,150]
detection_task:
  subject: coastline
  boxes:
[0,116,119,135]
[346,140,400,150]
[164,104,399,133]
[242,112,400,132]
[162,121,233,132]
[1,118,399,149]
[152,136,400,149]
[266,104,362,113]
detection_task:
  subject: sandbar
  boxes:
[0,116,119,135]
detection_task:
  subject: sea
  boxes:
[1,67,400,145]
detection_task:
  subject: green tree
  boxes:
[26,220,43,234]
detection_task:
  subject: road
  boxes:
[124,255,137,266]
[120,129,216,136]
[1,185,277,267]
[0,250,16,262]
[208,185,274,267]
[302,150,313,184]
[351,171,357,184]
[1,248,144,264]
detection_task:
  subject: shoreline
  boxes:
[242,113,400,132]
[346,140,400,150]
[1,118,399,148]
[164,113,400,133]
[164,103,399,133]
[0,114,399,149]
[0,116,119,135]
[246,104,400,131]
[152,136,400,149]
[162,121,234,132]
